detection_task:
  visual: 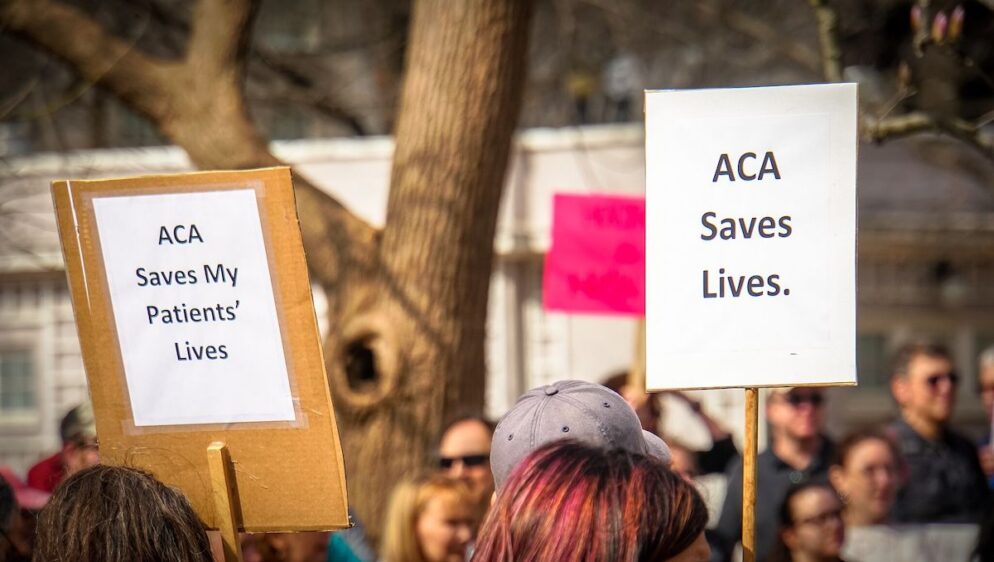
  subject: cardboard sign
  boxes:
[52,167,349,531]
[644,84,858,390]
[543,193,645,315]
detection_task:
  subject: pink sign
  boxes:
[543,193,645,315]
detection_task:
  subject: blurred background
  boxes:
[0,0,992,485]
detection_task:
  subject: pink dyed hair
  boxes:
[472,440,707,562]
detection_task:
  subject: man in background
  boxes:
[711,387,834,562]
[27,402,99,493]
[437,414,495,521]
[977,345,994,484]
[889,341,989,522]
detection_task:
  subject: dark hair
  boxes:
[472,440,708,562]
[890,340,952,379]
[601,371,630,394]
[767,482,840,562]
[0,476,15,534]
[831,428,900,469]
[601,371,661,416]
[33,465,212,562]
[440,413,496,439]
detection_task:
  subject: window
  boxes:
[0,349,35,412]
[857,333,888,388]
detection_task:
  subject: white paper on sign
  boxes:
[644,84,858,390]
[92,189,296,426]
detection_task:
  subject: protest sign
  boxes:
[52,168,349,536]
[543,193,645,315]
[644,83,858,391]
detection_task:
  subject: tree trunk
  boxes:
[323,0,532,542]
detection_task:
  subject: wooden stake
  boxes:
[208,442,243,562]
[742,388,759,562]
[629,318,647,392]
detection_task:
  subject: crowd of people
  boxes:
[2,340,994,561]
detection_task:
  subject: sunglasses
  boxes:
[925,372,959,389]
[784,393,824,407]
[794,507,843,527]
[438,454,489,470]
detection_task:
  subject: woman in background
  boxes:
[767,482,845,562]
[380,476,475,562]
[828,429,900,527]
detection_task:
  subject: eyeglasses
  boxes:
[784,393,824,407]
[438,454,489,470]
[794,507,843,527]
[925,372,959,389]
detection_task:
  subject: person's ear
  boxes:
[267,534,289,556]
[782,527,799,551]
[891,375,909,406]
[828,465,846,495]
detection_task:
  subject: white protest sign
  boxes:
[645,83,857,390]
[92,189,295,426]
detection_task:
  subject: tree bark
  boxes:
[324,0,532,541]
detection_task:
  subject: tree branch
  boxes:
[1,0,378,289]
[696,2,821,74]
[808,0,994,166]
[807,0,843,82]
[142,0,367,134]
[0,0,178,122]
[863,112,994,161]
[186,0,256,79]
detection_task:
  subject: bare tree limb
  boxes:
[1,0,378,290]
[142,0,367,135]
[808,0,994,165]
[865,112,994,161]
[0,0,179,122]
[186,0,256,79]
[807,0,843,82]
[247,52,367,135]
[697,2,822,74]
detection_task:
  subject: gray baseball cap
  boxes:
[491,380,672,489]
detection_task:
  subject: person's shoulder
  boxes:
[944,427,982,453]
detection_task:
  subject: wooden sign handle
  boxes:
[207,442,243,562]
[742,388,759,562]
[629,318,647,393]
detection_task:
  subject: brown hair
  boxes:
[33,465,211,562]
[831,428,900,469]
[472,440,708,562]
[380,476,475,562]
[890,340,952,379]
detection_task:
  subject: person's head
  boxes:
[603,371,662,432]
[491,380,671,490]
[33,465,211,562]
[59,402,99,476]
[381,476,475,562]
[0,467,48,562]
[242,532,330,562]
[890,341,957,429]
[766,387,827,443]
[978,346,994,418]
[473,440,709,562]
[665,438,699,482]
[828,429,900,526]
[772,483,844,562]
[0,475,30,562]
[437,415,495,512]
